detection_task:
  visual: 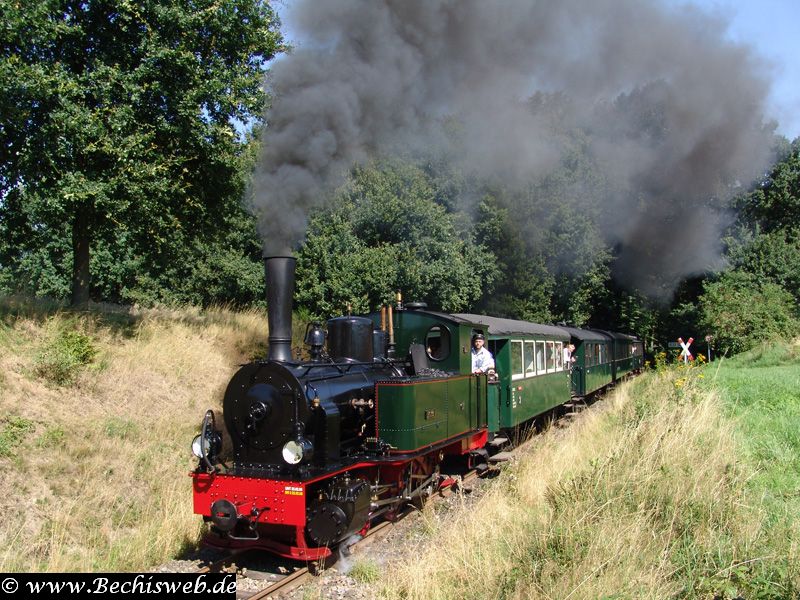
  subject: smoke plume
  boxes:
[250,0,774,295]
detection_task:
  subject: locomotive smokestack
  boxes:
[264,255,296,362]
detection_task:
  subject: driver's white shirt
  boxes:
[471,346,495,373]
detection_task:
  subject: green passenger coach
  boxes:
[453,314,571,431]
[363,306,641,453]
[562,327,613,397]
[592,330,644,382]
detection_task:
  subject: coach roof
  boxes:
[560,326,611,342]
[450,314,570,339]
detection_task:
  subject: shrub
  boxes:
[103,417,139,440]
[34,323,98,385]
[698,270,799,356]
[0,416,35,457]
[36,426,66,449]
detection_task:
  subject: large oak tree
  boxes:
[0,0,281,305]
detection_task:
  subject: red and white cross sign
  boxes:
[678,337,694,363]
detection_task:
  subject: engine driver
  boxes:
[471,333,495,374]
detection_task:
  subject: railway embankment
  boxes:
[0,297,271,572]
[370,342,800,599]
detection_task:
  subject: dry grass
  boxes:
[0,298,267,572]
[383,368,798,599]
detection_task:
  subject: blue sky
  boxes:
[688,0,800,140]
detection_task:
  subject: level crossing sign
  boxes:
[677,337,694,363]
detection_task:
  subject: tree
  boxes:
[727,228,800,301]
[698,270,799,356]
[296,162,498,318]
[724,136,800,305]
[0,0,282,305]
[737,138,800,234]
[473,194,555,322]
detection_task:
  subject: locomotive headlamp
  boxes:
[191,410,222,469]
[282,437,313,465]
[191,435,204,458]
[191,431,221,460]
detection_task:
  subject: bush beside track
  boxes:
[380,341,799,600]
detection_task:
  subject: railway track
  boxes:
[201,517,408,598]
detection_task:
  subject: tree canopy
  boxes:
[296,162,498,318]
[0,0,282,305]
[693,137,800,355]
[699,270,798,356]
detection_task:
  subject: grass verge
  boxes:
[382,345,799,599]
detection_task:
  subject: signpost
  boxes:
[678,337,694,364]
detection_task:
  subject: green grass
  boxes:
[706,343,800,490]
[703,340,800,583]
[348,558,381,583]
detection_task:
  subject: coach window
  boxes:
[425,325,451,361]
[556,342,564,370]
[536,341,545,373]
[546,341,556,372]
[511,340,524,380]
[586,343,594,367]
[524,341,535,377]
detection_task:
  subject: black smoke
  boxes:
[250,0,774,296]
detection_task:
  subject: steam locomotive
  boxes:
[190,256,644,561]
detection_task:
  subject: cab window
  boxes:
[425,325,450,361]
